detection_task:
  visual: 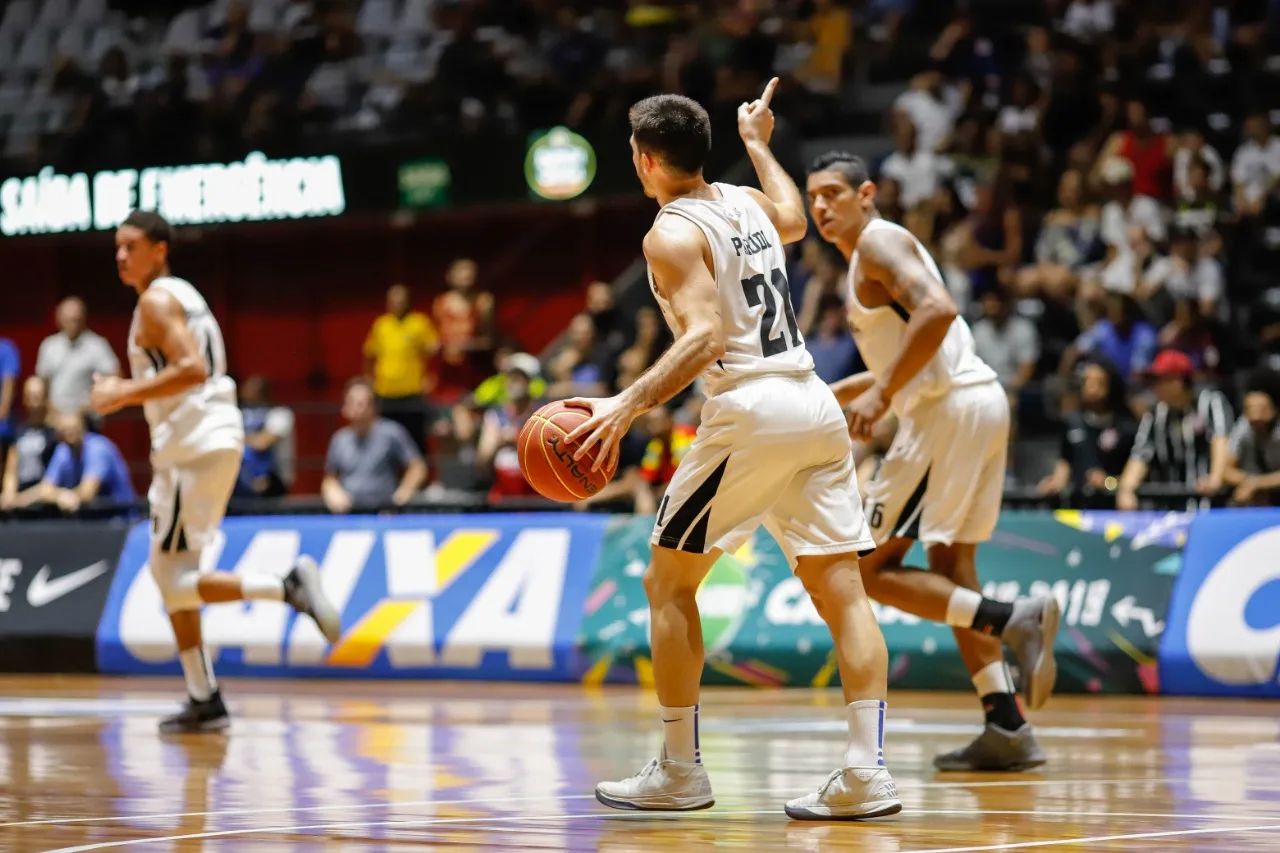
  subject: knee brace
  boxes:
[150,550,203,614]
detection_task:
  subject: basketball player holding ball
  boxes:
[563,80,900,821]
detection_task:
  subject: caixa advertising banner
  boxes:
[1160,509,1280,697]
[95,514,607,680]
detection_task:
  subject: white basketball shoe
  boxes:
[785,767,902,821]
[595,748,715,811]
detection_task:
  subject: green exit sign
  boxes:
[398,159,451,209]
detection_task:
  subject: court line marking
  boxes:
[0,777,1196,830]
[37,811,1280,853]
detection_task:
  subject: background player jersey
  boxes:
[649,183,813,397]
[845,218,996,416]
[127,276,243,465]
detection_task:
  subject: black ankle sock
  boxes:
[972,599,1014,636]
[981,692,1025,731]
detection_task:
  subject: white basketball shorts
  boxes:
[651,372,876,569]
[149,446,243,555]
[863,380,1009,547]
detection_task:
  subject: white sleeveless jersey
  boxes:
[846,219,996,416]
[128,276,242,464]
[649,183,813,397]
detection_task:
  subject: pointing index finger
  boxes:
[759,77,779,107]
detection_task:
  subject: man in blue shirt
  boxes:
[0,336,18,483]
[40,411,135,514]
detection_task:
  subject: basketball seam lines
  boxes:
[536,417,590,500]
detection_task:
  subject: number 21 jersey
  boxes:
[648,183,813,398]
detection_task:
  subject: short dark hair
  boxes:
[122,210,173,247]
[629,94,712,176]
[808,151,871,189]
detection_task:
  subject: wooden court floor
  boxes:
[0,677,1277,852]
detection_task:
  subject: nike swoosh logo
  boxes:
[26,561,110,608]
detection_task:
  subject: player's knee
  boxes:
[643,549,705,602]
[150,551,202,613]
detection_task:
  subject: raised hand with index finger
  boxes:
[738,77,779,146]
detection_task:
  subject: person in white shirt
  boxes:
[1098,157,1167,249]
[1173,128,1224,202]
[879,119,954,210]
[1061,0,1114,42]
[892,69,965,154]
[1231,112,1280,217]
[36,298,121,420]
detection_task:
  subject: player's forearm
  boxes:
[744,140,806,241]
[120,360,207,406]
[620,325,724,415]
[397,459,427,498]
[1249,470,1280,491]
[75,477,102,502]
[874,303,956,399]
[830,372,876,407]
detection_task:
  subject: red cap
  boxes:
[1149,349,1194,378]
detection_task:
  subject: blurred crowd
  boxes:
[9,0,874,171]
[6,0,1280,517]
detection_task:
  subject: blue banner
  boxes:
[1160,509,1280,697]
[96,514,608,680]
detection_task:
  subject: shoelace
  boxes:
[816,769,845,797]
[632,758,661,783]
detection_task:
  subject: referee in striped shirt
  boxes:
[1117,350,1234,510]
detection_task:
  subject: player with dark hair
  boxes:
[90,210,341,733]
[568,84,900,820]
[806,152,1062,771]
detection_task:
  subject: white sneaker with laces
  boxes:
[595,748,715,811]
[785,767,902,821]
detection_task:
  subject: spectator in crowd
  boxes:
[36,298,120,423]
[322,379,427,514]
[1174,156,1225,239]
[639,405,697,504]
[1139,226,1225,332]
[880,118,954,211]
[1173,129,1225,204]
[235,376,295,499]
[585,280,628,352]
[1231,112,1280,219]
[1098,99,1173,202]
[38,411,135,515]
[1097,157,1167,252]
[454,349,546,446]
[546,314,617,398]
[1018,169,1102,299]
[433,259,495,399]
[972,288,1040,412]
[806,295,859,385]
[1226,371,1280,506]
[0,335,17,482]
[1117,350,1233,510]
[1038,358,1137,505]
[957,179,1024,302]
[0,377,57,512]
[364,284,439,449]
[476,357,542,503]
[620,306,667,376]
[1064,291,1157,383]
[893,68,964,154]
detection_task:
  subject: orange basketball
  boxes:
[518,401,618,502]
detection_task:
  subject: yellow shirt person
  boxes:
[364,285,439,401]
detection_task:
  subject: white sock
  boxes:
[240,575,284,601]
[844,699,886,769]
[972,660,1016,697]
[661,704,700,764]
[945,587,983,628]
[179,646,217,701]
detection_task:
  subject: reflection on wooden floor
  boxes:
[0,677,1278,852]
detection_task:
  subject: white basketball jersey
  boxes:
[649,183,813,396]
[846,219,996,416]
[128,276,242,464]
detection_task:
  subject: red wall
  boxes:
[0,200,654,491]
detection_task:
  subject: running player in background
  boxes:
[806,154,1062,772]
[90,210,342,733]
[566,81,900,820]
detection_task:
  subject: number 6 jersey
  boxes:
[127,276,243,467]
[648,183,814,397]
